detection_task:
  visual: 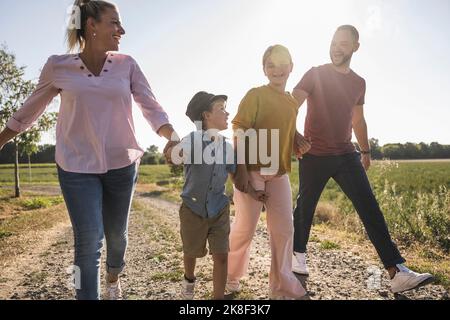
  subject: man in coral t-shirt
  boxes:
[291,25,434,294]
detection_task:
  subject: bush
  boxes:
[20,196,64,210]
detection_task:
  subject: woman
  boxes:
[227,45,307,299]
[0,0,179,300]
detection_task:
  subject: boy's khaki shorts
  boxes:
[179,202,230,258]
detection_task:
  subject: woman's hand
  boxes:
[0,127,19,152]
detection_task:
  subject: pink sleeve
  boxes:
[6,56,59,133]
[130,57,170,133]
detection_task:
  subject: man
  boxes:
[291,25,434,293]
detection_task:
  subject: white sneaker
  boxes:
[390,264,434,293]
[181,277,196,300]
[104,278,123,300]
[292,252,309,276]
[226,279,241,293]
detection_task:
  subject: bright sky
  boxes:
[1,0,449,152]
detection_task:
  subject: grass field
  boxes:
[0,160,449,288]
[1,160,449,252]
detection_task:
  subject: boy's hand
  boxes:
[163,140,180,164]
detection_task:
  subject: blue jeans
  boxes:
[293,152,405,268]
[57,163,138,300]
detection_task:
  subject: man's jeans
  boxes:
[293,152,405,268]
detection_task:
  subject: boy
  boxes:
[167,91,268,300]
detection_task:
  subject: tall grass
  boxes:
[317,160,450,252]
[1,161,448,251]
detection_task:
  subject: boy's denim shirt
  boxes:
[179,131,236,218]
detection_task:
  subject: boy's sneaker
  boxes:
[292,252,309,276]
[104,278,123,300]
[181,277,196,300]
[226,279,241,293]
[390,264,434,293]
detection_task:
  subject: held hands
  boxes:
[248,184,269,204]
[294,132,311,159]
[234,165,249,193]
[163,140,180,164]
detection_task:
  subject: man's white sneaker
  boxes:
[181,277,196,300]
[226,279,241,293]
[292,252,309,276]
[390,264,434,293]
[104,278,123,300]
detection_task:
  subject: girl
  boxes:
[227,45,307,299]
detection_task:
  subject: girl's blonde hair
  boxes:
[262,44,292,66]
[66,0,117,52]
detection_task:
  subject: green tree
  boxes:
[429,142,444,159]
[417,142,430,159]
[0,46,58,197]
[141,145,162,165]
[19,112,57,182]
[369,138,383,159]
[381,143,404,159]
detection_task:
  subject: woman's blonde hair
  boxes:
[262,44,292,66]
[66,0,117,52]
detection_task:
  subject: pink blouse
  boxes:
[7,53,170,173]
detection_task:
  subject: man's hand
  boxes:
[361,153,371,171]
[163,140,180,164]
[294,132,311,159]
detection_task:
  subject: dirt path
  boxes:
[0,191,448,300]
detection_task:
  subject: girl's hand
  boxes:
[234,165,249,193]
[294,132,311,159]
[249,188,270,203]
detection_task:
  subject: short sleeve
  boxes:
[294,67,316,95]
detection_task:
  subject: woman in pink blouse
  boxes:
[0,0,179,300]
